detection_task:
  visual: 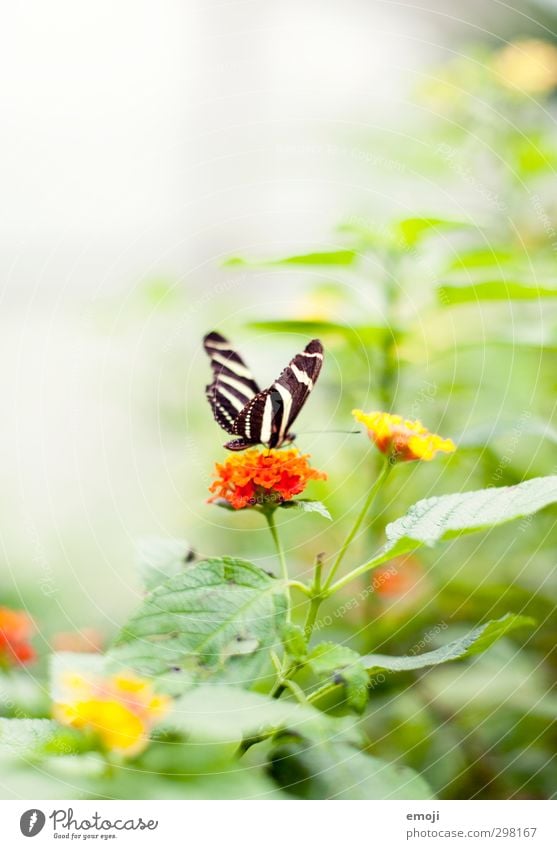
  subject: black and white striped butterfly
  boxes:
[203,331,324,451]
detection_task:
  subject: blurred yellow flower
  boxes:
[353,410,456,462]
[53,670,169,756]
[492,39,557,94]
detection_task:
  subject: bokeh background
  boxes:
[2,0,557,798]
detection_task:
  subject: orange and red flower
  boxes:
[209,448,327,510]
[353,410,456,462]
[0,606,36,667]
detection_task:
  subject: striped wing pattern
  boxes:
[203,332,260,435]
[203,333,324,451]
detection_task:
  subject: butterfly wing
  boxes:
[232,339,324,449]
[203,332,261,436]
[271,338,324,446]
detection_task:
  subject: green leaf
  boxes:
[396,216,469,248]
[112,557,288,687]
[224,250,357,268]
[0,719,61,760]
[0,671,49,717]
[362,614,535,674]
[439,277,557,304]
[162,684,355,746]
[248,319,390,347]
[384,475,557,556]
[268,738,434,800]
[307,643,369,713]
[280,499,331,520]
[447,247,519,271]
[136,537,194,591]
[281,622,308,662]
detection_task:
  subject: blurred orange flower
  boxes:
[53,670,169,756]
[353,410,455,462]
[374,557,427,599]
[0,606,36,667]
[209,448,327,510]
[52,628,104,654]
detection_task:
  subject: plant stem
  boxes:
[264,509,288,583]
[264,508,290,624]
[304,595,322,640]
[271,554,325,699]
[324,546,392,594]
[323,457,392,592]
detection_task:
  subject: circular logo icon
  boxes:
[19,810,46,837]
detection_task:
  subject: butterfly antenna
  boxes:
[295,429,360,435]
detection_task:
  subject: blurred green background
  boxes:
[1,1,557,798]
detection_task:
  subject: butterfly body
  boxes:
[203,332,323,450]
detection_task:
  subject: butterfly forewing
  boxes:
[273,339,324,444]
[204,332,260,435]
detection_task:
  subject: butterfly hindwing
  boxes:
[204,332,260,436]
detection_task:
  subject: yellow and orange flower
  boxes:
[209,448,327,510]
[53,670,169,756]
[0,606,36,667]
[353,410,456,462]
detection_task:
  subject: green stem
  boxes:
[304,595,323,641]
[307,680,339,706]
[264,508,291,625]
[325,546,394,595]
[265,509,288,583]
[323,458,392,592]
[271,554,324,699]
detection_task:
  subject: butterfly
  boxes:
[203,331,324,451]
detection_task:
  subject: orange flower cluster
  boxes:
[353,410,456,462]
[209,448,327,510]
[0,606,36,667]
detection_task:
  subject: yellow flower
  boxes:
[492,39,557,94]
[53,670,169,756]
[353,410,456,462]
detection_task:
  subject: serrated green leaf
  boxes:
[346,476,557,581]
[269,738,434,800]
[384,476,557,555]
[362,614,535,674]
[281,622,308,662]
[224,250,357,268]
[307,643,369,713]
[386,475,557,553]
[0,719,61,760]
[112,558,288,687]
[136,537,194,591]
[280,499,331,520]
[162,683,356,746]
